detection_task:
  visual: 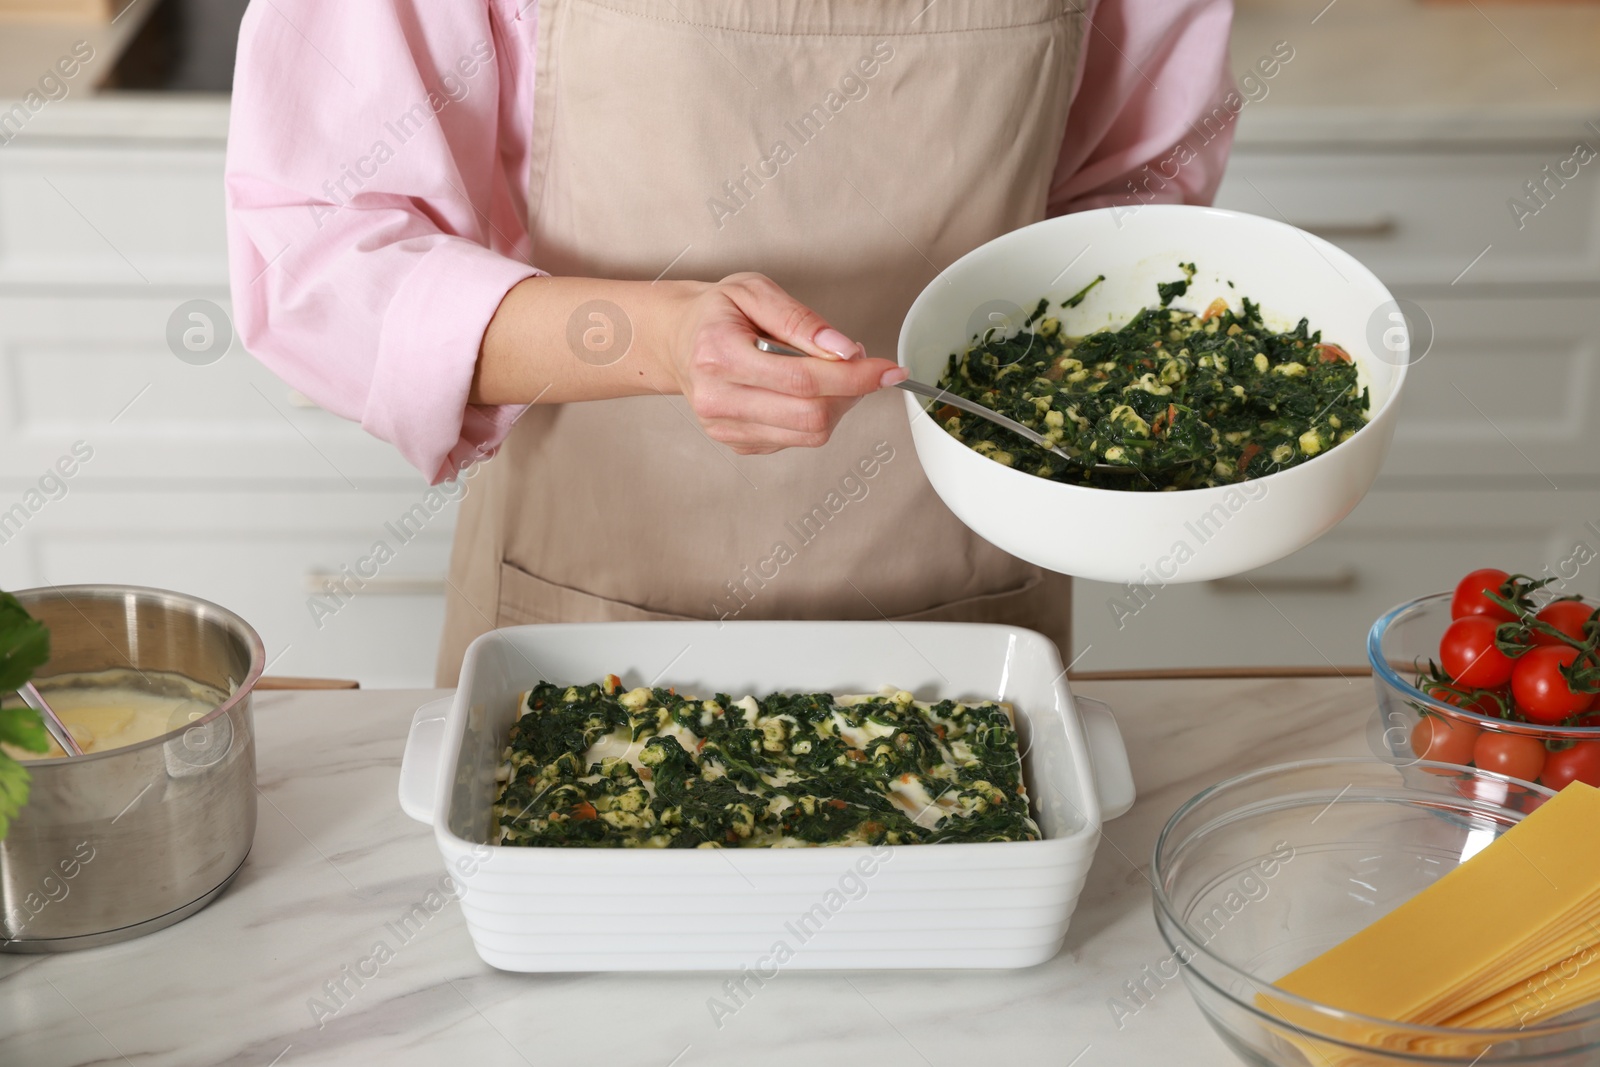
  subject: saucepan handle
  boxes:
[398,696,454,824]
[1076,696,1136,821]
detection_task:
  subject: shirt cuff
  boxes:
[365,239,540,484]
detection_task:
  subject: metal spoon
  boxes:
[17,681,84,757]
[753,337,1171,477]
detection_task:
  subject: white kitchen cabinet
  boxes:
[1072,488,1600,672]
[1383,295,1600,480]
[0,489,458,690]
[0,144,229,288]
[1214,148,1600,286]
[0,293,430,484]
[0,120,459,687]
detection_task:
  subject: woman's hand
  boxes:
[474,273,905,454]
[664,273,907,455]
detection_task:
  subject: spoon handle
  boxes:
[753,336,1091,466]
[891,379,1056,449]
[18,681,84,757]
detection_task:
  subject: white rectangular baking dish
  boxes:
[398,621,1134,971]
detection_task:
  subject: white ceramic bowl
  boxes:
[398,621,1135,972]
[898,204,1408,584]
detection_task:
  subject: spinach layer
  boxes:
[493,677,1040,849]
[934,269,1370,491]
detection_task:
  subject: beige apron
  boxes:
[438,0,1085,684]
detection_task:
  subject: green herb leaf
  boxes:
[0,705,48,753]
[1062,274,1105,310]
[0,753,30,840]
[0,590,50,841]
[0,592,50,695]
[1156,262,1197,308]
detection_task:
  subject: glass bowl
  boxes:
[1368,593,1600,784]
[1151,758,1600,1065]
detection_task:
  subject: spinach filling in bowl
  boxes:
[934,267,1371,491]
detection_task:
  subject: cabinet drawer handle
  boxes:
[1209,568,1358,593]
[304,571,446,596]
[1292,217,1399,240]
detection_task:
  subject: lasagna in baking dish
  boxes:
[492,675,1041,848]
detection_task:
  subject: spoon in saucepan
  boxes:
[17,681,85,757]
[754,337,1183,478]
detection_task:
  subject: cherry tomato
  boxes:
[1410,713,1480,767]
[1532,600,1595,646]
[1472,731,1547,782]
[1511,645,1596,725]
[1440,616,1515,688]
[1451,568,1516,622]
[1541,742,1600,790]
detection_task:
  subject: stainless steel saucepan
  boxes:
[1,585,263,951]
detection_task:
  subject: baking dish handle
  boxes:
[398,696,453,824]
[1076,696,1136,821]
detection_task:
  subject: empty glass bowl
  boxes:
[1152,758,1600,1065]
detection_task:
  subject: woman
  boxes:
[226,0,1235,684]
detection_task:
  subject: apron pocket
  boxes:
[498,561,702,625]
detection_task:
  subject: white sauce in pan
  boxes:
[3,670,227,760]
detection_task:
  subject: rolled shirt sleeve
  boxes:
[225,0,538,483]
[1050,0,1237,216]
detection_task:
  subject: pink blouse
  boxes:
[225,0,1238,484]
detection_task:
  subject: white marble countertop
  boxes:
[0,673,1376,1067]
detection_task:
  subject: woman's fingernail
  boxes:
[880,367,910,387]
[816,327,859,360]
